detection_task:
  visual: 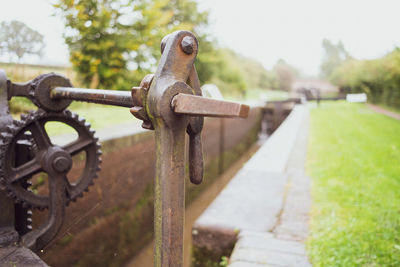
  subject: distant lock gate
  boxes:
[0,31,249,266]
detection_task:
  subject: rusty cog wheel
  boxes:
[0,109,102,210]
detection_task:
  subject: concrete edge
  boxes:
[191,104,308,265]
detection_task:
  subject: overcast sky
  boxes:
[1,0,400,76]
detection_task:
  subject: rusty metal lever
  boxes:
[171,93,250,118]
[172,92,249,185]
[186,66,204,185]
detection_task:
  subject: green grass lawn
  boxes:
[307,101,400,266]
[10,98,139,136]
[245,88,289,101]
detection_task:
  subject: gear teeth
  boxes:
[1,109,101,209]
[64,110,72,116]
[6,125,17,133]
[13,120,24,127]
[95,166,101,172]
[1,133,12,142]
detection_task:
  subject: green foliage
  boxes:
[219,256,229,266]
[54,0,276,97]
[55,0,210,89]
[307,102,400,266]
[55,0,133,89]
[330,48,400,108]
[209,49,280,98]
[210,49,247,97]
[0,20,44,62]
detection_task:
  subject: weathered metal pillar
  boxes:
[146,31,196,267]
[144,31,251,266]
[145,30,250,267]
[153,123,187,266]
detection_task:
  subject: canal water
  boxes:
[126,143,260,267]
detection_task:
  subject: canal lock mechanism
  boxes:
[0,30,249,267]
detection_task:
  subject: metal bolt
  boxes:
[181,36,195,55]
[52,156,72,173]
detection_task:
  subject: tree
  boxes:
[320,39,351,78]
[55,0,211,89]
[329,48,400,108]
[0,20,44,63]
[273,59,298,91]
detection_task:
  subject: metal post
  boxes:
[146,31,198,267]
[153,121,187,266]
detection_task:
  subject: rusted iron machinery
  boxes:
[0,31,249,266]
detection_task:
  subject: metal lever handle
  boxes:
[172,91,249,185]
[188,132,203,184]
[186,66,204,185]
[171,93,250,118]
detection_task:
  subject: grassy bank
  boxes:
[245,88,289,101]
[10,98,138,136]
[307,101,400,266]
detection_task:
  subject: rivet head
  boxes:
[181,36,196,55]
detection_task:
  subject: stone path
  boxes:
[368,104,400,121]
[230,232,310,267]
[229,107,312,267]
[274,111,311,242]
